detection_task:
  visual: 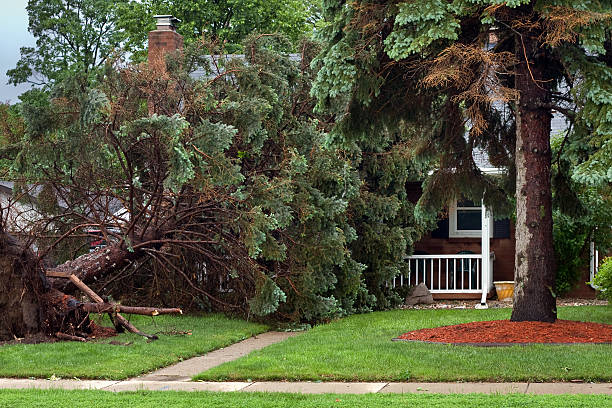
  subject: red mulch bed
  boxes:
[394,320,612,346]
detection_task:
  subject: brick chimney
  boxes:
[148,15,183,64]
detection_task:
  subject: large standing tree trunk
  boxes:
[510,26,557,322]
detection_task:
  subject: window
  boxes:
[449,199,491,238]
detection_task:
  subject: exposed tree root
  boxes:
[0,229,182,342]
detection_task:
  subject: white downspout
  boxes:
[590,242,599,289]
[477,202,490,308]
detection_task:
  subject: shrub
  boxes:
[552,213,588,296]
[591,257,612,301]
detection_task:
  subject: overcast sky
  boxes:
[1,0,35,103]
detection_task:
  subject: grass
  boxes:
[0,390,610,408]
[195,306,612,383]
[0,313,267,380]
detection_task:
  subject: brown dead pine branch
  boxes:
[148,250,242,310]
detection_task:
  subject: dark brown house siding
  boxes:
[565,272,597,298]
[406,180,599,299]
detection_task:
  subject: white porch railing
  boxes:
[394,253,494,294]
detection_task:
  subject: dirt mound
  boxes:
[88,322,117,339]
[0,233,41,341]
[394,319,612,345]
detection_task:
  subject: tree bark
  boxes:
[50,244,146,292]
[510,30,557,322]
[603,36,612,69]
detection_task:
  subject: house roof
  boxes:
[190,53,302,80]
[0,181,13,195]
[472,148,495,170]
[472,112,568,173]
[0,181,129,216]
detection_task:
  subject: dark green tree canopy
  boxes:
[313,0,612,320]
[119,0,320,56]
[7,0,129,86]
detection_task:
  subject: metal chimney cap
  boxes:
[153,15,181,30]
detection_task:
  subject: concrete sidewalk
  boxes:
[0,378,610,394]
[1,331,610,395]
[137,331,300,382]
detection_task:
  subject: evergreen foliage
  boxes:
[5,1,611,323]
[313,0,612,319]
[552,136,612,295]
[4,35,371,321]
[8,0,319,87]
[0,104,25,172]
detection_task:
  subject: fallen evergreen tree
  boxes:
[0,36,378,340]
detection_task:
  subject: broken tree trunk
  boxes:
[68,274,181,340]
[79,303,182,316]
[50,245,146,292]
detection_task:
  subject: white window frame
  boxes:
[449,200,493,238]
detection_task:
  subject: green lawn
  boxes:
[0,390,610,408]
[0,314,267,380]
[195,306,612,383]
